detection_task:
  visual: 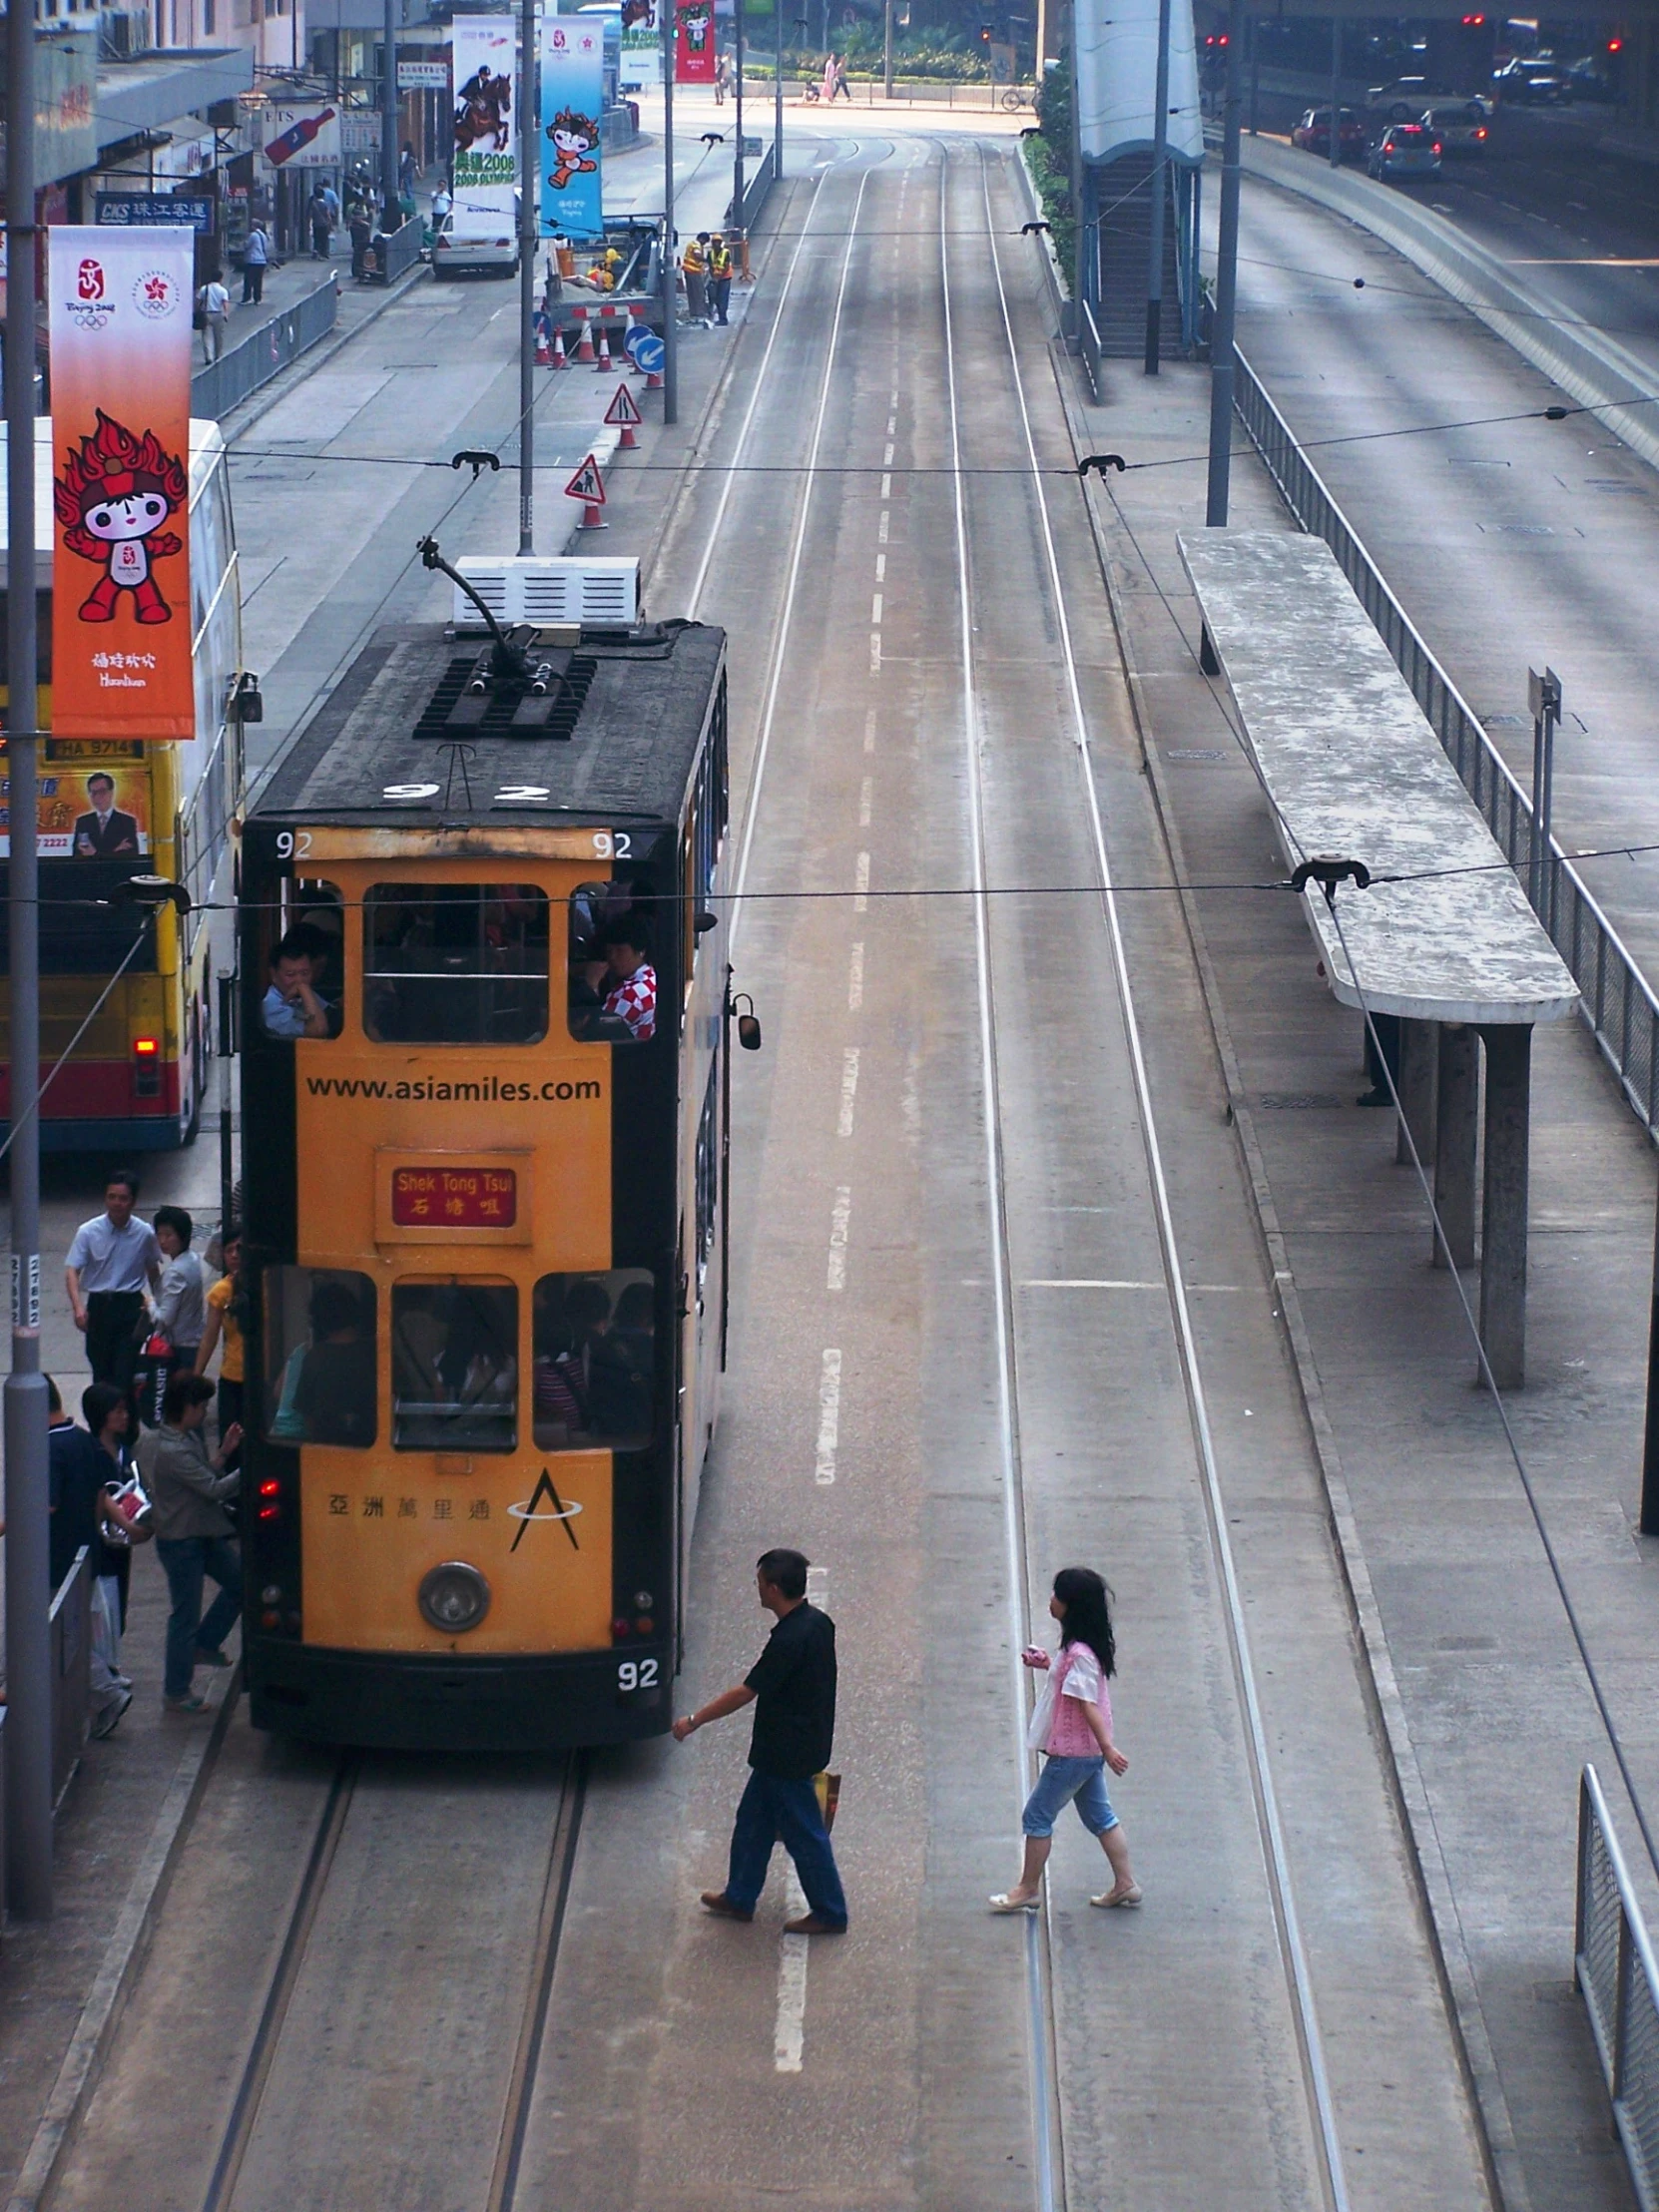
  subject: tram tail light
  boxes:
[612,1616,633,1642]
[258,1477,281,1522]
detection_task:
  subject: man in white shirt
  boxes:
[65,1170,162,1391]
[198,276,230,363]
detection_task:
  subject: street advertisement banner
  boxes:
[541,15,605,242]
[675,2,716,83]
[453,16,518,242]
[620,0,662,89]
[48,228,195,742]
[261,102,341,170]
[0,759,150,858]
[1074,0,1201,164]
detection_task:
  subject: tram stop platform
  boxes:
[1180,529,1580,1388]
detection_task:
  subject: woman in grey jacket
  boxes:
[139,1373,243,1713]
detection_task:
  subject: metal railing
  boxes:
[1577,1765,1659,2209]
[191,273,339,421]
[371,215,425,286]
[1234,347,1659,1138]
[727,137,777,234]
[1080,296,1103,403]
[50,1547,90,1808]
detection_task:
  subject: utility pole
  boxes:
[663,0,678,423]
[884,0,893,97]
[1329,13,1341,169]
[381,0,400,228]
[776,1,785,178]
[519,0,537,553]
[5,0,52,1922]
[1205,0,1243,524]
[733,0,745,234]
[1528,665,1561,930]
[1143,0,1171,372]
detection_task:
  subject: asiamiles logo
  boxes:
[508,1466,582,1552]
[304,1073,602,1102]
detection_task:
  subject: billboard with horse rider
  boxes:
[452,16,518,242]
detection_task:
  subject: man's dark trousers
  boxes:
[725,1770,846,1926]
[85,1290,144,1391]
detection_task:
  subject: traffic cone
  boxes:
[618,416,638,451]
[574,311,596,365]
[549,325,570,369]
[535,318,552,368]
[594,326,615,372]
[579,496,606,529]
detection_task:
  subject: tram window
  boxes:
[694,1059,718,1298]
[392,1281,518,1452]
[567,879,659,1044]
[532,1270,654,1451]
[261,882,344,1042]
[363,884,549,1046]
[264,1267,377,1448]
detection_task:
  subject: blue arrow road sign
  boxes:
[626,326,665,377]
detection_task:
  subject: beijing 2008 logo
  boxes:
[132,269,181,319]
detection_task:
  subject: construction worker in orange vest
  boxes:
[682,232,710,326]
[707,232,734,325]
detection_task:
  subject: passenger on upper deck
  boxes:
[262,926,337,1040]
[599,919,657,1043]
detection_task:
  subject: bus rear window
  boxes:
[532,1271,654,1450]
[364,884,548,1045]
[392,1281,517,1452]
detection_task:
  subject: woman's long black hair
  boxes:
[1052,1566,1116,1678]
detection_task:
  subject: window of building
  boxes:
[263,1267,377,1447]
[392,1281,517,1452]
[260,878,344,1042]
[531,1271,654,1451]
[566,876,659,1044]
[364,883,548,1045]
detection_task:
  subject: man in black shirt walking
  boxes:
[673,1547,846,1934]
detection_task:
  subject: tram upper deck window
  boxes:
[364,884,549,1046]
[532,1270,654,1451]
[567,880,658,1044]
[264,1267,377,1447]
[261,883,345,1042]
[392,1281,517,1452]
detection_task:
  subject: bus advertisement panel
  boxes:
[0,754,149,857]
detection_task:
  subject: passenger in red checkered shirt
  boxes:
[600,920,657,1042]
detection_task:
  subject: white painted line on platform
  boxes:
[815,1349,841,1484]
[875,553,885,582]
[880,472,891,498]
[871,594,883,625]
[837,1048,860,1137]
[883,442,894,466]
[878,510,889,544]
[847,942,864,1010]
[862,707,876,753]
[858,776,872,828]
[869,633,881,674]
[886,415,896,435]
[775,1868,811,2072]
[853,853,869,912]
[828,1187,851,1291]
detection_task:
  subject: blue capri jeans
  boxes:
[1022,1753,1119,1839]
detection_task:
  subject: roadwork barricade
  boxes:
[1577,1765,1659,2211]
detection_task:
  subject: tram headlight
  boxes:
[418,1560,492,1635]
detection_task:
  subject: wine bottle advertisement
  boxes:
[452,17,519,242]
[540,16,605,244]
[260,102,342,170]
[47,227,195,742]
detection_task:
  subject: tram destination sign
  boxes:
[392,1164,517,1228]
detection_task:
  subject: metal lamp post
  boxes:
[519,0,537,553]
[663,0,678,423]
[1143,0,1171,373]
[1205,0,1243,524]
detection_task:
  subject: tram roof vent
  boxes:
[453,556,641,632]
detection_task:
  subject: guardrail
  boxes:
[50,1547,91,1808]
[1233,346,1659,1139]
[1080,297,1103,403]
[191,274,338,421]
[727,137,777,234]
[371,215,424,286]
[1577,1765,1659,2209]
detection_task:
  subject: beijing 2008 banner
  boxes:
[452,16,517,243]
[48,227,194,741]
[675,2,716,82]
[541,15,605,242]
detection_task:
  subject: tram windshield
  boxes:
[391,1280,518,1451]
[364,883,549,1045]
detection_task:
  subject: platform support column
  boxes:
[1477,1023,1531,1390]
[1433,1024,1478,1273]
[1395,1016,1436,1168]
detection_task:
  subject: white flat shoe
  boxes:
[988,1893,1039,1914]
[1090,1885,1143,1909]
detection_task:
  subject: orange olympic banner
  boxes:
[48,228,195,740]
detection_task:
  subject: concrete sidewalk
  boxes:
[1064,345,1651,2212]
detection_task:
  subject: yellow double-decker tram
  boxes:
[238,598,733,1749]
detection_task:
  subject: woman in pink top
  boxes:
[990,1566,1141,1913]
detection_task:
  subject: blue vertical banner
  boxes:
[540,16,606,242]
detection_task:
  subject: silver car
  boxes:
[1422,99,1492,152]
[1368,121,1443,180]
[432,209,519,279]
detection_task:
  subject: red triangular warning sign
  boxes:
[564,454,607,505]
[604,382,643,427]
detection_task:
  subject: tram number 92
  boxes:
[617,1657,659,1693]
[590,831,634,860]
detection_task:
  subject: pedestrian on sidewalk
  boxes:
[349,209,372,281]
[146,1205,207,1427]
[84,1378,147,1651]
[822,53,837,102]
[47,1378,145,1738]
[242,221,270,304]
[682,232,710,326]
[990,1565,1141,1914]
[673,1547,847,1936]
[65,1169,161,1393]
[308,183,333,260]
[194,1227,245,1469]
[707,232,733,324]
[140,1373,243,1714]
[832,54,851,99]
[715,50,730,102]
[321,177,341,229]
[197,274,230,362]
[399,141,417,199]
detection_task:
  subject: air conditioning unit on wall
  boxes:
[453,556,641,630]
